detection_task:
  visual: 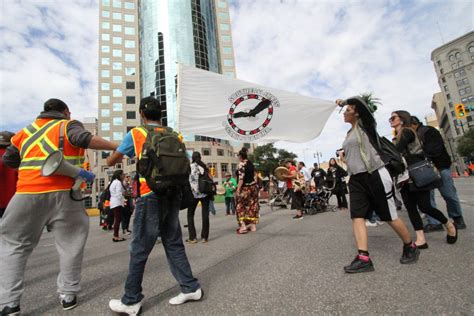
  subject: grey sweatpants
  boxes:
[0,191,89,306]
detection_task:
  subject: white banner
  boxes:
[177,64,336,143]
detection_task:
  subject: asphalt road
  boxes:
[17,177,474,315]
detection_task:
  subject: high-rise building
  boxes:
[97,0,141,191]
[83,117,99,207]
[431,31,474,137]
[138,0,239,181]
[97,0,239,191]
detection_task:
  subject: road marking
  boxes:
[43,243,55,247]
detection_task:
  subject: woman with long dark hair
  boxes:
[336,96,419,273]
[109,169,126,242]
[235,147,260,234]
[390,110,457,248]
[187,152,211,243]
[327,158,348,210]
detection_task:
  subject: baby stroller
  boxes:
[304,174,337,215]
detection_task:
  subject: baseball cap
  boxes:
[0,131,15,146]
[139,96,162,112]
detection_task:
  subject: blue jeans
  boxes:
[427,168,463,225]
[224,197,235,214]
[121,192,200,305]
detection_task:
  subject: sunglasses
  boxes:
[389,115,399,122]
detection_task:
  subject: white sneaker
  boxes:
[365,220,377,227]
[109,299,142,315]
[169,288,203,305]
[376,220,385,226]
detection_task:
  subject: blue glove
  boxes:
[78,169,95,183]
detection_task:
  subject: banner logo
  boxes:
[223,88,280,141]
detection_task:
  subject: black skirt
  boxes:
[291,189,305,210]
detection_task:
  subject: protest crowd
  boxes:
[0,95,468,316]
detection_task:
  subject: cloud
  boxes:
[0,0,98,133]
[229,0,473,164]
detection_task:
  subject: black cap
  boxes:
[0,131,15,147]
[139,96,162,112]
[44,98,69,112]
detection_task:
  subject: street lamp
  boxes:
[314,151,322,166]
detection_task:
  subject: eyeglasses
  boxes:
[389,115,399,122]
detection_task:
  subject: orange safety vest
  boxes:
[11,118,85,194]
[130,127,153,197]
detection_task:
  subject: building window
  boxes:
[113,75,122,83]
[125,53,135,62]
[220,23,229,31]
[221,35,231,42]
[223,59,233,67]
[455,52,461,59]
[440,68,444,74]
[202,148,211,156]
[436,60,441,66]
[112,12,122,20]
[112,49,122,57]
[113,89,122,97]
[126,81,135,89]
[101,70,110,77]
[224,71,234,77]
[466,87,472,94]
[112,62,122,70]
[126,111,136,119]
[113,103,123,111]
[101,83,110,91]
[113,132,123,140]
[101,109,110,117]
[231,163,237,174]
[459,88,466,96]
[101,45,110,53]
[219,12,229,19]
[124,14,135,22]
[124,40,135,48]
[101,57,110,65]
[112,36,122,44]
[102,10,110,18]
[99,178,105,189]
[101,123,110,131]
[101,96,110,103]
[102,0,110,6]
[112,0,121,8]
[124,2,135,9]
[222,46,232,54]
[217,149,224,156]
[218,0,227,8]
[113,117,123,126]
[101,22,110,29]
[125,67,136,76]
[221,163,228,174]
[112,24,122,32]
[127,126,134,132]
[469,45,474,54]
[457,60,463,67]
[441,77,446,83]
[101,33,110,41]
[449,54,455,61]
[126,96,136,104]
[124,27,135,35]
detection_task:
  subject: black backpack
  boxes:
[198,170,214,195]
[376,136,406,177]
[137,125,190,195]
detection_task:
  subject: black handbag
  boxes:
[407,160,441,189]
[198,173,214,195]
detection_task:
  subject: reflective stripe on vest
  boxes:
[131,127,152,196]
[14,119,85,193]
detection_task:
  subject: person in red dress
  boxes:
[0,131,18,218]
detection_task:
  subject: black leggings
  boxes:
[400,186,448,231]
[187,197,210,240]
[335,193,348,208]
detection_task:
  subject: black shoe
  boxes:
[60,296,77,311]
[292,215,303,220]
[447,223,458,244]
[400,243,420,264]
[416,243,429,250]
[0,304,20,316]
[344,255,375,273]
[453,217,466,230]
[423,224,444,233]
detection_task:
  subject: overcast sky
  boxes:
[0,0,472,164]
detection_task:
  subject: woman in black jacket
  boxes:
[390,110,457,248]
[326,158,348,210]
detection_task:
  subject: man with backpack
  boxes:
[411,116,467,231]
[106,97,202,315]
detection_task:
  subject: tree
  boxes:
[249,144,297,177]
[457,128,474,160]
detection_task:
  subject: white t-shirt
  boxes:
[300,166,312,182]
[109,179,124,209]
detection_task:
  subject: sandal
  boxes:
[236,228,248,234]
[112,237,126,242]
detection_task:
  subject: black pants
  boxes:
[187,197,210,240]
[106,207,114,229]
[112,206,123,238]
[400,186,448,231]
[122,203,132,231]
[335,192,348,208]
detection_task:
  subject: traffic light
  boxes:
[83,161,91,171]
[209,166,215,177]
[454,104,466,119]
